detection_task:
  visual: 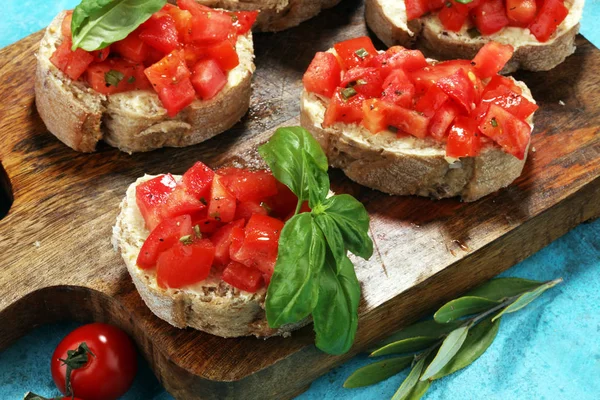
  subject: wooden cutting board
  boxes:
[1,2,599,399]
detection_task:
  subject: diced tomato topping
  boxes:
[218,168,278,203]
[478,104,531,159]
[221,261,264,292]
[182,161,215,199]
[86,58,151,95]
[137,214,193,269]
[406,0,431,20]
[438,1,470,32]
[235,201,268,222]
[303,52,342,98]
[185,5,234,44]
[333,37,378,70]
[446,116,483,157]
[362,98,389,134]
[415,85,449,117]
[160,185,206,220]
[139,14,180,54]
[50,38,95,80]
[92,46,111,62]
[384,102,431,138]
[430,101,462,141]
[210,219,246,267]
[340,67,383,99]
[192,212,223,234]
[156,239,215,288]
[207,175,237,223]
[436,68,476,113]
[484,75,522,94]
[472,0,510,35]
[232,11,259,35]
[61,11,73,38]
[163,4,194,43]
[506,0,537,26]
[191,59,228,100]
[263,182,298,219]
[528,0,569,42]
[472,42,514,79]
[136,174,177,230]
[381,69,415,108]
[410,60,474,94]
[368,46,429,78]
[323,90,366,127]
[112,31,151,63]
[200,40,240,72]
[479,85,539,120]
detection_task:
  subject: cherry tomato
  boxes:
[51,323,137,400]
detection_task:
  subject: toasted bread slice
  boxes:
[365,0,583,72]
[35,12,255,153]
[181,0,341,31]
[112,175,308,338]
[300,79,535,202]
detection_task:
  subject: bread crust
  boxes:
[182,0,342,31]
[365,0,582,72]
[35,12,255,153]
[112,176,309,338]
[300,79,535,202]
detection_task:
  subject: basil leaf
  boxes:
[304,150,330,208]
[432,316,500,380]
[420,325,469,381]
[466,277,545,302]
[105,69,124,87]
[434,296,499,323]
[71,0,167,51]
[370,336,439,357]
[392,356,426,400]
[343,355,413,388]
[454,0,474,3]
[319,194,373,260]
[265,214,325,328]
[313,254,360,355]
[314,213,346,268]
[258,127,328,204]
[492,278,561,322]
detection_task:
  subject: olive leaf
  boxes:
[376,320,462,349]
[434,296,499,323]
[392,356,427,400]
[404,380,431,400]
[344,356,413,388]
[420,325,469,381]
[492,279,562,322]
[370,336,439,357]
[432,316,501,380]
[466,278,545,302]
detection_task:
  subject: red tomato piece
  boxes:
[472,41,514,79]
[182,161,215,200]
[136,214,193,269]
[472,0,510,35]
[506,0,537,26]
[234,201,268,222]
[229,226,245,258]
[484,75,523,94]
[436,68,476,113]
[362,98,388,134]
[61,11,73,38]
[136,174,177,230]
[218,168,278,202]
[446,116,483,158]
[232,11,259,35]
[86,58,151,95]
[415,85,449,117]
[157,239,215,288]
[303,52,342,98]
[163,3,193,43]
[112,31,150,63]
[382,102,431,138]
[323,90,366,126]
[381,69,415,108]
[368,46,429,78]
[208,175,237,223]
[410,60,474,94]
[92,46,111,62]
[341,67,383,98]
[50,38,95,80]
[263,181,298,219]
[201,40,240,71]
[528,0,569,42]
[429,100,462,141]
[428,0,446,11]
[161,185,206,220]
[188,7,234,44]
[406,0,430,20]
[231,214,284,278]
[139,14,180,54]
[191,59,228,100]
[192,212,224,234]
[210,219,246,267]
[438,1,470,32]
[333,36,378,70]
[221,261,264,292]
[480,85,539,120]
[478,104,531,159]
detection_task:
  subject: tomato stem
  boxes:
[58,342,95,398]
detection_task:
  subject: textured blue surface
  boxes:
[1,2,599,400]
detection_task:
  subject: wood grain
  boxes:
[1,1,599,398]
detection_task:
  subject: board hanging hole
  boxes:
[0,161,13,220]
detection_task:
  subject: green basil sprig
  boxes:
[259,127,373,355]
[344,277,562,398]
[70,0,167,51]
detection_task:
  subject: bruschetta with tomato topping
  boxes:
[176,0,342,31]
[300,37,537,201]
[35,1,257,153]
[365,0,583,72]
[112,162,309,337]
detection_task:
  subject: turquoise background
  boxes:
[1,1,599,399]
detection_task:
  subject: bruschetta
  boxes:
[365,0,583,72]
[300,37,537,201]
[35,2,257,153]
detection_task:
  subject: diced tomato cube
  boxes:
[323,90,366,127]
[368,46,428,78]
[436,68,476,113]
[112,31,151,63]
[438,1,470,32]
[382,102,431,139]
[203,40,240,71]
[406,0,430,20]
[208,175,237,223]
[446,116,483,158]
[217,168,278,203]
[262,182,299,219]
[340,67,383,99]
[528,0,569,42]
[303,52,342,98]
[210,219,246,267]
[61,11,73,38]
[139,14,180,54]
[188,7,234,44]
[156,239,215,288]
[232,11,259,35]
[333,36,378,70]
[506,0,537,27]
[182,161,215,200]
[484,75,523,94]
[191,59,228,100]
[381,69,415,108]
[192,211,224,234]
[86,58,151,95]
[136,214,193,269]
[92,46,111,62]
[472,42,514,79]
[234,201,268,222]
[161,185,206,220]
[478,104,531,159]
[410,60,474,94]
[428,0,446,11]
[429,100,462,141]
[136,174,177,230]
[362,98,388,134]
[50,38,95,80]
[415,85,449,117]
[221,261,264,292]
[479,85,539,120]
[163,3,194,43]
[472,0,510,35]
